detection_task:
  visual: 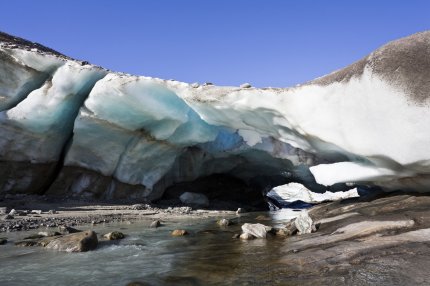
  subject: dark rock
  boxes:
[24,233,45,240]
[15,240,39,247]
[59,226,82,234]
[149,220,161,228]
[0,237,7,245]
[45,230,98,252]
[103,231,125,240]
[2,214,14,220]
[232,233,240,239]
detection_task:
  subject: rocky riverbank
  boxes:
[0,193,234,233]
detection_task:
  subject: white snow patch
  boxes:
[267,182,359,204]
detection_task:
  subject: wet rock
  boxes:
[103,231,125,240]
[48,210,57,214]
[241,223,272,238]
[24,233,45,240]
[171,229,188,236]
[240,83,252,88]
[284,219,298,236]
[31,210,42,215]
[149,220,161,228]
[0,237,7,245]
[232,233,240,239]
[45,230,98,252]
[59,226,82,234]
[240,233,255,240]
[38,231,61,237]
[236,208,244,215]
[15,240,39,247]
[2,214,14,220]
[179,192,209,208]
[294,211,315,235]
[217,218,232,227]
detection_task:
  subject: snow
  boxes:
[267,182,359,204]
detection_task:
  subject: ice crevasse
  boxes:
[0,31,429,200]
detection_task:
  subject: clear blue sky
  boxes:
[1,0,429,87]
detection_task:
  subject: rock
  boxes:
[240,233,255,240]
[179,192,209,207]
[31,210,42,215]
[9,209,16,215]
[15,240,39,247]
[2,214,14,220]
[191,82,200,88]
[171,229,188,236]
[0,207,6,214]
[217,218,232,227]
[149,220,161,228]
[232,233,240,239]
[240,83,252,88]
[203,82,213,86]
[294,211,314,235]
[236,208,244,215]
[45,230,98,252]
[48,210,57,214]
[0,237,7,245]
[38,231,61,237]
[24,234,45,240]
[241,223,273,238]
[284,219,298,236]
[59,226,82,234]
[103,231,125,240]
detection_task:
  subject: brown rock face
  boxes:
[46,230,98,252]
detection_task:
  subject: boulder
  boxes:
[217,218,232,227]
[241,223,272,238]
[179,192,209,207]
[240,233,255,240]
[103,231,125,240]
[294,211,314,235]
[171,229,188,236]
[149,220,161,228]
[45,230,98,252]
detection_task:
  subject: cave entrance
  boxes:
[158,173,290,211]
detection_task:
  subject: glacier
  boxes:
[0,31,429,203]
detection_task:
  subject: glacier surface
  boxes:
[0,31,429,201]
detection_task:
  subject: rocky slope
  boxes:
[0,31,429,201]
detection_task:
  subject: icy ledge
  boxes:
[0,31,429,200]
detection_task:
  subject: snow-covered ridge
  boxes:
[0,31,429,200]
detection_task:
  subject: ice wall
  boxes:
[0,31,429,200]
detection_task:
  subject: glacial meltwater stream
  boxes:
[1,210,302,285]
